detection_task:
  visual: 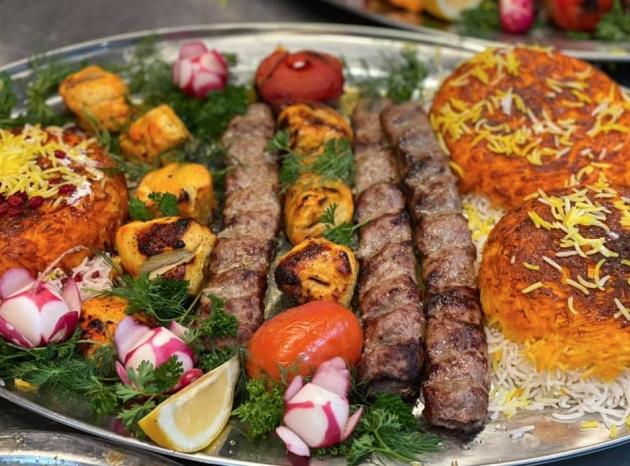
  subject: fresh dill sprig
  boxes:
[105,273,191,323]
[321,203,357,247]
[275,135,354,190]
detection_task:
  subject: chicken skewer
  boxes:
[351,98,425,400]
[381,101,490,432]
[274,103,359,307]
[200,103,281,344]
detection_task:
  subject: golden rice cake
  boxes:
[0,126,128,277]
[479,178,630,380]
[430,46,630,209]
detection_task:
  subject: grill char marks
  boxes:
[381,101,489,432]
[352,98,425,400]
[200,104,281,344]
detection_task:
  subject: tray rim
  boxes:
[0,21,628,466]
[320,0,630,63]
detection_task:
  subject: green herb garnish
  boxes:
[316,393,442,465]
[274,133,354,190]
[595,0,630,42]
[115,356,184,435]
[0,72,17,122]
[457,0,501,39]
[105,273,190,323]
[232,378,285,439]
[321,203,358,247]
[127,192,179,221]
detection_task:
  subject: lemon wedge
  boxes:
[423,0,482,21]
[139,356,239,452]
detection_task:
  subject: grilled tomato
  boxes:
[543,0,613,31]
[136,163,214,223]
[275,238,358,307]
[115,216,216,294]
[59,65,131,132]
[246,301,363,382]
[120,105,191,164]
[255,49,344,110]
[284,173,354,245]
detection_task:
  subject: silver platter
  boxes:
[0,23,629,466]
[322,0,630,62]
[0,429,183,465]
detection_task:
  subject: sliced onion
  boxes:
[178,41,208,60]
[0,268,34,299]
[276,426,310,457]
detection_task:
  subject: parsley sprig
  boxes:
[128,192,180,221]
[316,393,442,465]
[232,378,285,439]
[0,72,17,124]
[457,0,501,39]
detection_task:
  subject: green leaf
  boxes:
[0,72,17,120]
[201,294,238,339]
[321,203,355,247]
[117,400,156,437]
[457,0,501,39]
[595,0,630,42]
[232,378,285,439]
[148,192,179,217]
[105,273,191,323]
[128,197,153,221]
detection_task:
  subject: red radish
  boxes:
[114,317,202,391]
[500,0,536,34]
[173,42,229,98]
[276,357,363,457]
[276,426,311,457]
[0,269,81,348]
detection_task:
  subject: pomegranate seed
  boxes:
[54,150,66,159]
[74,273,83,282]
[91,271,101,278]
[58,184,76,195]
[7,206,22,217]
[29,196,44,208]
[7,194,24,207]
[49,177,63,185]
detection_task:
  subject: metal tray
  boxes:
[0,429,183,465]
[322,0,630,62]
[0,23,629,466]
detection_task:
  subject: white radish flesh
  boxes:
[276,426,310,457]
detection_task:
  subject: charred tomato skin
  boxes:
[544,0,613,31]
[255,49,344,109]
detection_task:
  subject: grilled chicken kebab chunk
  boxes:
[381,101,490,432]
[200,104,281,344]
[352,99,425,400]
